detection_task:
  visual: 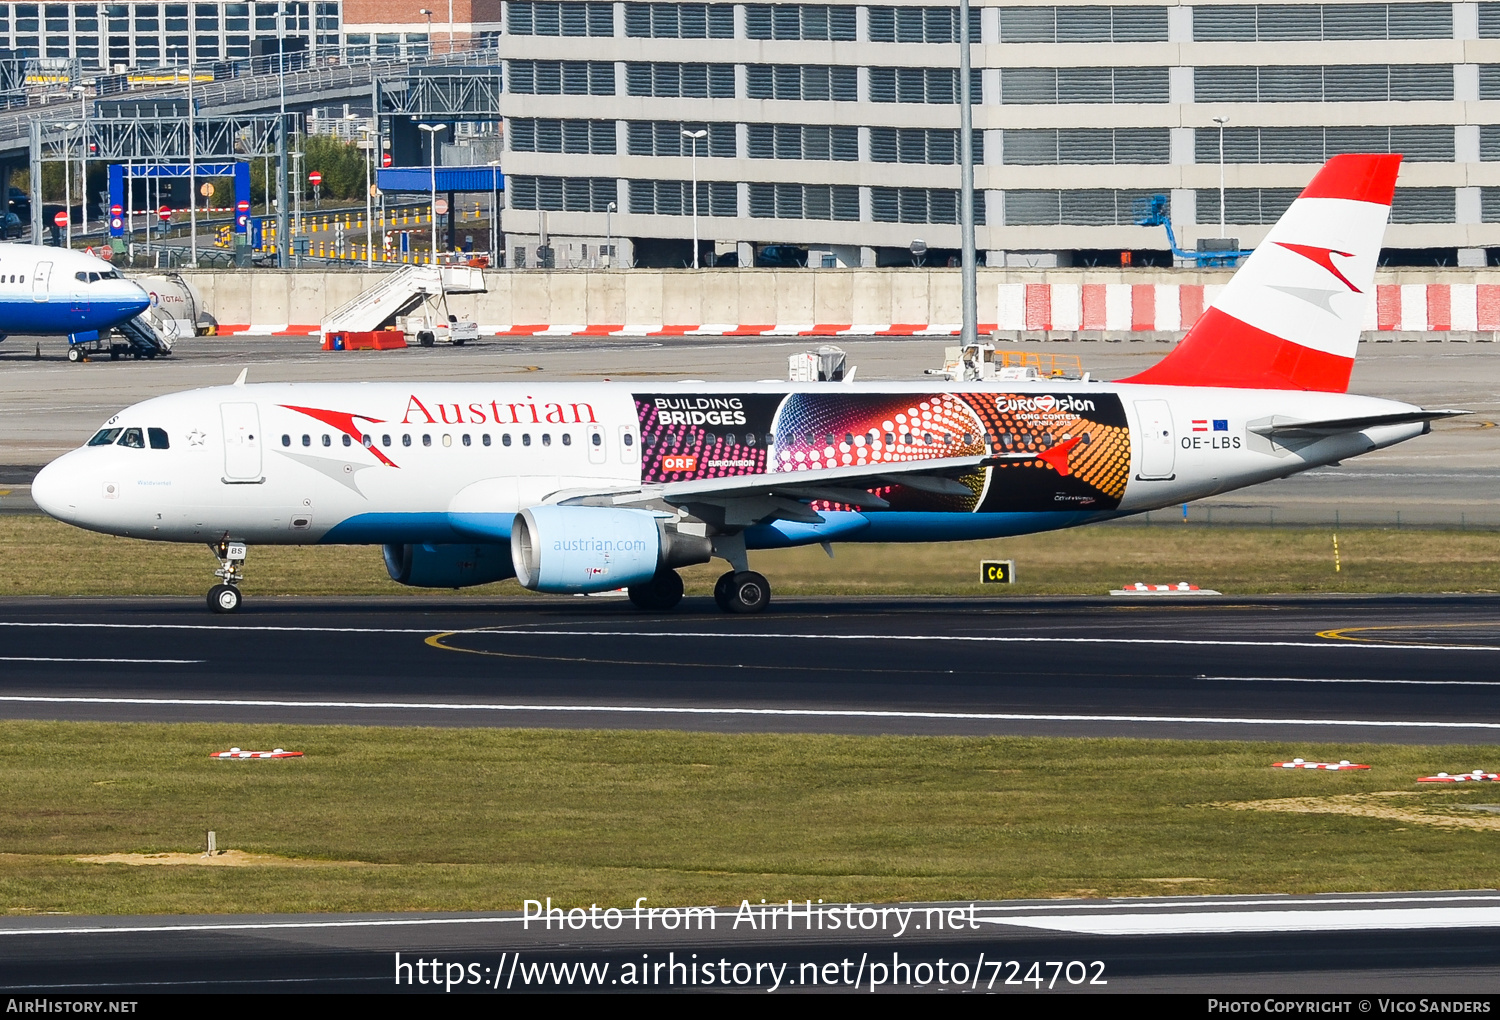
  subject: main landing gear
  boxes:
[713,570,771,614]
[627,568,685,612]
[207,539,247,613]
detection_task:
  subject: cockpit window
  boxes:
[87,428,122,446]
[75,272,87,282]
[118,427,145,449]
[147,428,169,450]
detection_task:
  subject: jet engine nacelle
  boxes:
[510,505,712,594]
[382,542,516,588]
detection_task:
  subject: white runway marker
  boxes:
[985,906,1500,936]
[1203,675,1500,687]
[0,695,1496,730]
[0,620,1484,653]
[0,656,204,664]
[4,893,1499,938]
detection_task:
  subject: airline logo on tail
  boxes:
[1125,153,1401,393]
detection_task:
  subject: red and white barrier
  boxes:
[1272,759,1370,770]
[210,747,304,759]
[998,282,1500,334]
[208,281,1500,338]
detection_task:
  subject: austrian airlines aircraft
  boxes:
[0,245,149,341]
[32,154,1459,614]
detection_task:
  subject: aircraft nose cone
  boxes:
[31,457,79,522]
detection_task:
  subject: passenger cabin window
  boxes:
[118,427,145,448]
[87,428,122,446]
[502,433,512,446]
[281,434,291,446]
[147,428,169,449]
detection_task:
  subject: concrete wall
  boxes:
[181,267,1500,330]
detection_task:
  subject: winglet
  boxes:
[233,368,248,387]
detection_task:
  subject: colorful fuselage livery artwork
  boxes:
[29,154,1464,612]
[637,391,1130,514]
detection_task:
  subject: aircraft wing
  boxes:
[1249,409,1469,439]
[556,445,1075,528]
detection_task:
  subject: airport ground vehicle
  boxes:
[31,155,1459,614]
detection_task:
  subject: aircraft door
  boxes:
[31,261,51,302]
[1133,399,1176,480]
[586,423,606,464]
[220,402,263,482]
[618,424,639,464]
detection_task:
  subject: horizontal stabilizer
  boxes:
[1249,409,1468,438]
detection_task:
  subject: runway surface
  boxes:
[3,891,1499,992]
[2,594,1499,742]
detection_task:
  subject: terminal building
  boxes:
[11,0,1500,267]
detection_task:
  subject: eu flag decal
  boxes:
[1213,419,1228,431]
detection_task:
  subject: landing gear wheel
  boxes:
[628,569,684,612]
[66,346,81,363]
[207,584,242,613]
[713,571,735,612]
[720,571,770,614]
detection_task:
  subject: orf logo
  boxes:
[661,455,697,473]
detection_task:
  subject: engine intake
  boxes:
[383,542,516,588]
[510,505,712,594]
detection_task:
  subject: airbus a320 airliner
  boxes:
[32,154,1460,613]
[0,245,150,345]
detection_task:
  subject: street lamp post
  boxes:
[63,122,78,248]
[680,127,706,269]
[419,122,443,264]
[448,0,455,54]
[352,115,373,266]
[419,9,434,55]
[72,82,91,236]
[605,200,615,268]
[1213,115,1230,238]
[958,0,976,346]
[188,58,198,266]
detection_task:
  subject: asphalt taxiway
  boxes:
[3,891,1499,993]
[1,594,1498,742]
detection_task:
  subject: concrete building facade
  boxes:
[482,1,1500,268]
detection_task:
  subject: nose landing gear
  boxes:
[207,539,247,613]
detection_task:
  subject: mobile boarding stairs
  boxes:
[320,264,487,346]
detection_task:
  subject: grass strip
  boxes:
[1,721,1498,915]
[1,515,1499,597]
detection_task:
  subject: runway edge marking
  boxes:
[2,695,1497,730]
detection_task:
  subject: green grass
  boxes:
[2,721,1499,915]
[2,514,1499,597]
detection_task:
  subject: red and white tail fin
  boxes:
[1124,153,1400,392]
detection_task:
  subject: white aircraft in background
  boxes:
[32,154,1462,614]
[0,245,150,349]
